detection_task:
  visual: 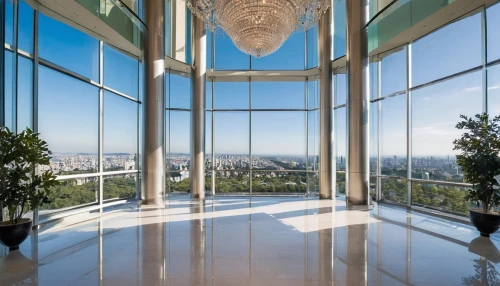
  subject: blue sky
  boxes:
[4,0,500,158]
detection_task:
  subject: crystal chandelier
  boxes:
[188,0,330,58]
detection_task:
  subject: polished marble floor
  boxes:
[1,196,500,286]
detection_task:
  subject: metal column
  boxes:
[143,0,165,205]
[318,8,333,200]
[191,16,206,200]
[346,0,369,206]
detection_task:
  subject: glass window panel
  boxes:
[252,171,307,194]
[251,32,305,70]
[185,11,192,65]
[370,61,379,100]
[169,72,191,109]
[381,177,407,204]
[165,109,169,168]
[308,110,319,171]
[39,66,99,175]
[205,111,212,168]
[39,13,99,81]
[370,174,377,201]
[5,0,14,46]
[138,101,142,171]
[165,0,172,57]
[104,45,139,98]
[205,171,212,194]
[307,77,319,110]
[252,111,306,169]
[4,51,14,130]
[308,172,319,195]
[333,0,346,59]
[489,65,500,117]
[487,3,500,63]
[104,91,138,171]
[169,0,189,63]
[307,27,318,69]
[116,0,142,20]
[103,174,137,200]
[380,94,406,176]
[39,177,98,212]
[215,171,249,194]
[17,56,33,131]
[411,13,481,86]
[214,112,249,168]
[167,111,190,170]
[215,29,250,70]
[139,61,145,101]
[75,0,99,16]
[207,27,213,69]
[251,81,305,109]
[370,102,379,174]
[335,107,347,194]
[381,47,406,96]
[411,182,469,216]
[412,71,482,182]
[334,72,347,106]
[214,81,249,109]
[18,0,34,53]
[165,73,169,108]
[167,171,190,193]
[206,79,213,110]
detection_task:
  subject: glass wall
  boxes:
[369,6,500,216]
[307,76,319,194]
[2,2,141,220]
[205,78,315,196]
[333,68,347,195]
[333,0,346,59]
[212,29,315,70]
[165,71,191,195]
[165,0,192,64]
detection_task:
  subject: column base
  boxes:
[319,194,332,200]
[346,203,373,211]
[140,201,165,208]
[190,194,206,201]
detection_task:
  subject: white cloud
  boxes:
[464,86,481,92]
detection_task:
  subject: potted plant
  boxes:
[453,113,500,237]
[0,127,59,251]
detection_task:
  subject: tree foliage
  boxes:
[0,127,59,224]
[453,113,500,212]
[41,177,137,210]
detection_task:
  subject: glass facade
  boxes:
[2,0,500,223]
[165,71,191,194]
[205,78,314,196]
[2,1,141,219]
[334,68,347,195]
[165,0,192,64]
[369,6,500,216]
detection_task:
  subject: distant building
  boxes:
[422,172,430,180]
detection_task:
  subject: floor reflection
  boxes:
[0,197,500,285]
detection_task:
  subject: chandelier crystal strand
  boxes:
[187,0,330,58]
[297,0,331,30]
